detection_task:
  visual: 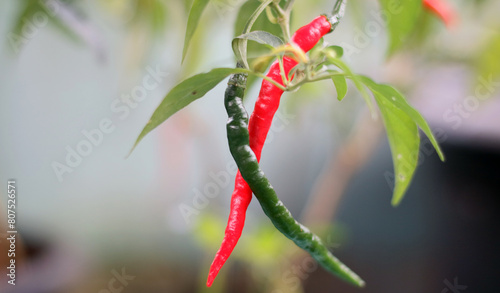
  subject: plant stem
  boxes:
[270,1,291,42]
[284,0,296,14]
[286,71,346,91]
[255,71,287,91]
[238,0,274,69]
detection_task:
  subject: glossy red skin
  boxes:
[423,0,457,27]
[207,16,332,287]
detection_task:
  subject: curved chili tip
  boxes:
[206,210,244,287]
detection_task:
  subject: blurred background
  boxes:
[0,0,499,292]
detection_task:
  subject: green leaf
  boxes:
[331,74,348,101]
[234,30,284,49]
[378,0,422,56]
[359,76,445,161]
[327,45,344,58]
[374,88,419,206]
[232,30,284,66]
[130,67,248,154]
[326,57,375,115]
[359,76,444,205]
[182,0,210,62]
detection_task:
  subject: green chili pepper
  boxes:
[224,66,365,288]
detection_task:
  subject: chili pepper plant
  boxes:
[129,0,454,288]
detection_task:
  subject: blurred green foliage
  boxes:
[379,0,423,56]
[476,28,500,92]
[193,212,346,292]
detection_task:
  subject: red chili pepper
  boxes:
[207,15,332,287]
[423,0,457,27]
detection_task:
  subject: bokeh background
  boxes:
[0,0,499,292]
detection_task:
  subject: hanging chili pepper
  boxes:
[207,15,333,287]
[423,0,457,27]
[249,15,332,157]
[222,65,365,287]
[206,67,251,287]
